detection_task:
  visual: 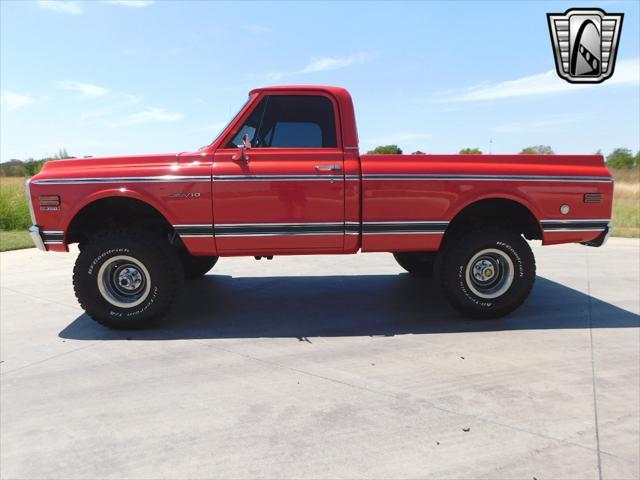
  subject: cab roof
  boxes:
[249,85,349,96]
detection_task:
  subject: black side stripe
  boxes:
[541,220,609,231]
[42,231,64,242]
[363,222,449,234]
[216,224,343,236]
[174,225,214,237]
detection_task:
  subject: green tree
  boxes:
[459,148,482,154]
[520,145,554,154]
[367,145,402,154]
[50,148,73,160]
[411,150,425,155]
[606,148,635,168]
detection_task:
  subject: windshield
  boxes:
[199,95,252,150]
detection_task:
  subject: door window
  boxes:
[227,95,337,149]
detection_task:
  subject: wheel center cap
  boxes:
[117,267,142,291]
[473,259,497,282]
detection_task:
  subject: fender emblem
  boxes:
[168,192,201,199]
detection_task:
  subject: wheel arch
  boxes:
[444,196,543,242]
[65,192,176,245]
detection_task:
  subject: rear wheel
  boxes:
[180,252,218,279]
[393,252,436,277]
[439,228,535,318]
[73,230,183,329]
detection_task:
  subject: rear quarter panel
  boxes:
[360,154,613,252]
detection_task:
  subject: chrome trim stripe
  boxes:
[25,179,37,225]
[363,220,449,235]
[213,175,343,181]
[41,231,64,242]
[363,174,612,183]
[543,228,606,233]
[174,222,346,238]
[214,232,344,237]
[216,224,344,236]
[31,173,612,185]
[541,219,610,231]
[31,175,211,185]
[363,220,449,225]
[43,241,64,245]
[29,226,46,251]
[364,231,445,235]
[173,221,451,237]
[215,222,344,227]
[540,218,611,223]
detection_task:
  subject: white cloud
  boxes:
[59,80,109,99]
[36,1,83,15]
[111,108,183,127]
[492,114,591,133]
[108,0,155,7]
[301,53,376,73]
[1,91,38,112]
[241,24,271,34]
[80,93,142,122]
[439,58,640,102]
[266,52,377,81]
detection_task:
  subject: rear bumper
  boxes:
[29,226,46,251]
[581,223,612,247]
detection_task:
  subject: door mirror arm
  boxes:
[232,133,251,163]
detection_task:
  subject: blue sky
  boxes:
[1,0,638,161]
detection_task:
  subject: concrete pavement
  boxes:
[1,239,639,479]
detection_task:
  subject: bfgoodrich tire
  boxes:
[73,230,183,329]
[440,228,535,318]
[393,252,436,277]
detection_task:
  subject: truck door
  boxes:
[212,93,345,254]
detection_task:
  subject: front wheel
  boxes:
[73,230,183,329]
[439,228,535,318]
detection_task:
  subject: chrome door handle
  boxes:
[315,164,342,171]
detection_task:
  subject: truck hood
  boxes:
[33,152,182,180]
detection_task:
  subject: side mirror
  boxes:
[232,133,251,163]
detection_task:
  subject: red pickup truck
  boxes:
[26,86,613,329]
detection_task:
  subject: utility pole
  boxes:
[489,138,493,155]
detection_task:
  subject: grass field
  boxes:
[1,169,638,252]
[0,230,32,251]
[611,168,640,238]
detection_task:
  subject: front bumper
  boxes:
[581,223,612,247]
[29,226,46,251]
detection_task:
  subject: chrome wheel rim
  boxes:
[464,248,514,299]
[97,255,151,308]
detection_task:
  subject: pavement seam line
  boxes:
[0,341,104,376]
[187,337,625,461]
[586,251,604,480]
